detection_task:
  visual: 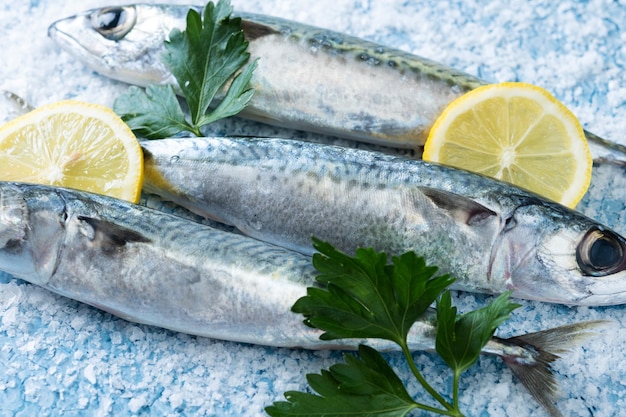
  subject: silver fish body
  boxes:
[47,4,483,148]
[0,181,325,349]
[0,180,568,350]
[47,4,625,158]
[0,181,605,417]
[141,137,626,306]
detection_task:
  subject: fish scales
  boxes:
[143,137,497,286]
[236,10,485,146]
[48,4,621,156]
[0,181,607,417]
[141,137,626,306]
[48,4,484,147]
[1,182,323,348]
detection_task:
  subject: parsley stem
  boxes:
[400,342,460,414]
[414,403,462,416]
[190,125,203,137]
[453,370,461,412]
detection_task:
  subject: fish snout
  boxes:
[47,15,77,43]
[47,12,112,67]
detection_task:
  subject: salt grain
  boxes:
[83,364,97,385]
[128,395,147,413]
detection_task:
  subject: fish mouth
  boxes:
[48,17,82,51]
[579,272,626,306]
[48,15,115,76]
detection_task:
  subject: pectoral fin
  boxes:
[419,187,497,226]
[77,216,151,253]
[241,19,279,40]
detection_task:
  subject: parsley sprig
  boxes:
[266,239,520,417]
[113,0,256,139]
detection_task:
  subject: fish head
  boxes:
[0,183,66,286]
[48,5,188,86]
[490,197,626,306]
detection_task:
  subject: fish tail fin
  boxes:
[498,320,610,417]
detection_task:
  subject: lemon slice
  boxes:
[423,82,592,208]
[0,100,143,203]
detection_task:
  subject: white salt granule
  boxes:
[77,396,89,410]
[18,339,38,354]
[70,315,88,331]
[110,331,123,345]
[23,377,39,397]
[125,325,146,342]
[1,306,18,327]
[128,395,148,413]
[167,389,185,409]
[83,364,97,385]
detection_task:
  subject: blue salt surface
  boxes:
[1,0,626,416]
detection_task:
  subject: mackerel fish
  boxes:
[141,137,626,306]
[47,4,472,147]
[47,3,626,156]
[0,180,607,417]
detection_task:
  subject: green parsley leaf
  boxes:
[163,0,256,127]
[292,238,455,347]
[436,290,521,375]
[112,85,192,140]
[113,0,256,138]
[265,345,418,417]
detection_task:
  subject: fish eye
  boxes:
[90,6,137,41]
[577,227,626,276]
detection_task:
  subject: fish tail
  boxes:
[497,320,610,417]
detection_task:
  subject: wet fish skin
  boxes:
[47,4,483,148]
[47,4,625,158]
[141,136,626,306]
[0,181,604,417]
[0,180,325,349]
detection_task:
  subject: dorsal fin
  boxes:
[419,187,497,226]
